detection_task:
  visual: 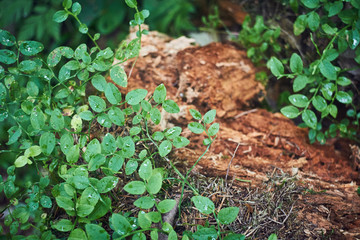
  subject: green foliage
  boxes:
[0,1,245,239]
[267,0,359,144]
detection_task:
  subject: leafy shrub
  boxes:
[267,0,359,143]
[0,0,245,239]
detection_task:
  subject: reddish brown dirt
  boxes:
[114,29,360,239]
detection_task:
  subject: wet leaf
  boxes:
[124,181,146,195]
[191,196,215,214]
[19,41,44,56]
[110,65,127,87]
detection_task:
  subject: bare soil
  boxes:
[114,29,360,239]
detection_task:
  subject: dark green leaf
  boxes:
[111,213,131,236]
[328,1,343,17]
[88,196,111,220]
[19,41,44,56]
[312,96,327,112]
[40,132,56,155]
[301,0,319,9]
[40,195,52,208]
[7,126,22,145]
[328,104,338,118]
[101,133,116,154]
[307,11,320,31]
[0,50,17,64]
[30,106,45,130]
[51,109,65,131]
[56,196,75,212]
[97,176,118,193]
[0,30,16,46]
[77,204,94,217]
[52,219,73,232]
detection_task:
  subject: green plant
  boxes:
[267,0,359,144]
[0,0,244,239]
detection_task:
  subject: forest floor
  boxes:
[112,27,360,239]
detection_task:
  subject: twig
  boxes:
[234,109,258,119]
[225,142,241,187]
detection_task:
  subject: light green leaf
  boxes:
[328,104,338,118]
[40,132,56,155]
[19,41,44,56]
[267,57,284,76]
[163,100,180,113]
[30,106,45,130]
[139,159,152,181]
[173,136,190,148]
[165,127,182,139]
[336,91,352,104]
[208,123,219,136]
[101,133,116,154]
[80,187,99,206]
[126,89,148,105]
[328,1,343,17]
[52,219,73,232]
[91,75,107,92]
[125,0,137,8]
[53,10,68,23]
[312,96,327,112]
[157,199,176,213]
[72,2,81,15]
[110,65,127,88]
[79,24,88,34]
[14,156,29,168]
[121,136,135,158]
[189,109,202,120]
[293,75,308,92]
[188,122,204,134]
[108,155,124,172]
[66,145,80,163]
[290,53,303,73]
[7,126,22,146]
[40,195,52,208]
[337,76,351,86]
[111,213,131,236]
[89,95,106,113]
[150,108,161,125]
[159,140,172,157]
[69,228,88,240]
[301,0,319,9]
[294,15,307,36]
[25,145,42,157]
[134,196,155,209]
[125,159,138,175]
[105,83,122,104]
[322,24,337,35]
[203,109,216,124]
[288,94,308,108]
[280,106,300,119]
[218,207,239,224]
[153,84,167,103]
[307,11,320,31]
[97,176,118,193]
[191,196,215,215]
[77,204,94,217]
[147,172,162,194]
[138,211,151,229]
[108,107,125,126]
[85,224,110,240]
[124,181,146,195]
[302,110,317,129]
[56,196,75,211]
[60,133,74,155]
[84,139,101,162]
[88,154,106,171]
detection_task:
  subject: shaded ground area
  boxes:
[113,29,360,239]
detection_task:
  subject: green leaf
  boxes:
[85,224,110,240]
[111,213,131,236]
[150,108,161,125]
[91,75,107,92]
[88,196,111,220]
[289,94,308,108]
[89,154,106,171]
[336,91,352,104]
[56,196,75,212]
[121,136,135,158]
[223,234,246,240]
[281,106,300,119]
[337,76,351,86]
[60,133,74,155]
[24,145,42,157]
[159,140,172,157]
[218,207,239,224]
[0,50,17,64]
[40,132,56,155]
[69,228,88,240]
[165,127,182,139]
[191,196,215,214]
[208,123,219,136]
[105,83,122,104]
[72,2,81,15]
[78,24,88,34]
[312,96,327,112]
[173,136,190,148]
[69,176,89,190]
[40,195,52,208]
[328,1,343,17]
[153,84,167,103]
[130,126,141,136]
[14,156,29,168]
[77,204,94,217]
[80,187,99,206]
[267,57,284,76]
[97,113,112,128]
[52,219,73,232]
[108,155,124,172]
[147,212,161,223]
[134,196,155,209]
[138,211,151,229]
[321,83,335,100]
[71,114,82,132]
[290,53,303,73]
[101,133,116,154]
[163,100,180,113]
[189,109,202,120]
[97,47,114,59]
[79,110,93,121]
[203,109,216,124]
[141,100,152,112]
[97,176,118,193]
[192,228,217,239]
[351,0,360,8]
[125,160,138,175]
[126,89,148,105]
[152,131,164,141]
[63,0,72,9]
[147,172,162,194]
[110,66,127,88]
[7,126,22,145]
[301,0,319,9]
[19,60,41,73]
[328,104,338,118]
[89,95,106,113]
[30,106,45,130]
[125,0,137,8]
[53,10,68,23]
[302,110,317,129]
[139,159,152,181]
[293,75,308,92]
[322,24,337,35]
[294,15,307,36]
[0,30,16,46]
[108,107,125,126]
[124,181,146,195]
[19,41,44,56]
[323,49,339,62]
[188,122,204,134]
[66,145,80,163]
[157,199,176,213]
[307,11,320,31]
